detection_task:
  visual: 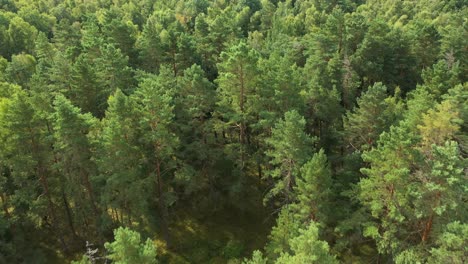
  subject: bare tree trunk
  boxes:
[155,159,171,248]
[61,189,78,238]
[81,170,99,216]
[0,193,11,219]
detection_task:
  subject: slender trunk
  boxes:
[29,128,57,225]
[172,44,178,76]
[155,159,171,247]
[82,170,98,215]
[38,166,56,225]
[239,64,246,146]
[111,208,118,223]
[127,205,132,226]
[422,192,440,242]
[61,189,77,238]
[0,193,11,219]
[117,209,122,224]
[421,214,433,242]
[38,166,70,253]
[257,163,262,183]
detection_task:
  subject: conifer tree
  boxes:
[359,100,466,261]
[264,110,315,203]
[133,71,179,245]
[216,41,260,174]
[343,82,403,152]
[97,89,149,227]
[293,149,332,224]
[53,95,99,229]
[0,89,65,247]
[105,227,158,264]
[275,222,338,264]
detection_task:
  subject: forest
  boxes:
[0,0,466,263]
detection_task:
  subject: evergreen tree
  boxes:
[4,53,36,88]
[293,149,332,225]
[0,1,466,262]
[173,64,217,195]
[105,227,158,264]
[7,16,37,56]
[96,89,149,227]
[242,250,268,264]
[133,71,179,245]
[0,88,65,249]
[343,82,403,151]
[53,95,99,232]
[264,110,315,203]
[275,222,338,264]
[359,101,466,261]
[428,221,468,264]
[216,41,260,174]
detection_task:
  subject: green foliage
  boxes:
[421,59,461,98]
[5,53,36,87]
[242,250,267,264]
[266,206,302,258]
[275,222,338,264]
[105,227,158,264]
[7,16,37,55]
[351,19,418,91]
[343,82,403,151]
[71,255,92,264]
[359,106,466,260]
[97,89,150,226]
[264,110,315,203]
[428,221,468,264]
[0,1,466,263]
[223,239,245,259]
[293,149,332,224]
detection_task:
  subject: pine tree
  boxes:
[133,71,179,246]
[359,101,466,261]
[136,12,164,73]
[105,227,158,264]
[53,95,100,231]
[293,149,332,225]
[343,82,403,152]
[70,53,101,116]
[173,64,217,194]
[242,250,268,264]
[7,16,37,55]
[264,110,315,203]
[216,41,260,174]
[266,206,302,258]
[95,43,135,95]
[275,222,338,264]
[428,221,468,264]
[0,88,65,248]
[100,7,138,63]
[97,89,149,227]
[5,53,36,88]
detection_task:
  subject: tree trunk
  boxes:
[155,159,171,248]
[421,214,433,242]
[422,192,440,242]
[0,193,11,219]
[61,188,78,239]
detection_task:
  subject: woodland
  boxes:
[0,0,466,263]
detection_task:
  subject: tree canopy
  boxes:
[0,0,466,263]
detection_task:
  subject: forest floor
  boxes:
[158,197,273,263]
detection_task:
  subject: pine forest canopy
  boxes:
[0,0,466,263]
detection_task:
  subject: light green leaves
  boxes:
[105,227,158,264]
